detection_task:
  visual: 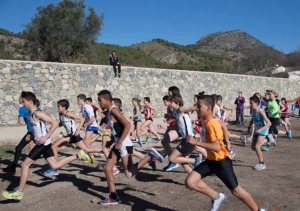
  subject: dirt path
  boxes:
[0,117,300,211]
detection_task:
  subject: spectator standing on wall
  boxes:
[109,51,121,78]
[235,91,245,126]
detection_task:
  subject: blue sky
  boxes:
[0,0,299,53]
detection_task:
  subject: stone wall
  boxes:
[1,60,300,125]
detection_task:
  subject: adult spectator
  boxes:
[234,91,245,126]
[109,51,121,78]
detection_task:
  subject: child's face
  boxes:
[281,99,285,104]
[216,100,222,106]
[132,100,137,106]
[85,100,91,105]
[249,100,258,110]
[22,98,32,109]
[77,98,84,105]
[98,96,109,109]
[57,104,65,113]
[193,96,197,103]
[163,100,169,106]
[197,99,209,117]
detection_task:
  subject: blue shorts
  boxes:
[86,126,98,134]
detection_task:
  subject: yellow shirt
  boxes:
[202,117,230,161]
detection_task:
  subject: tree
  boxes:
[23,0,104,62]
[246,46,285,76]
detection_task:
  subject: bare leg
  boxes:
[104,150,119,192]
[161,130,179,156]
[231,186,259,211]
[46,155,77,170]
[17,157,35,191]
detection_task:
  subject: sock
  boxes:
[76,154,81,160]
[259,161,264,165]
[16,189,23,193]
[213,193,220,200]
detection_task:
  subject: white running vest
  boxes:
[29,111,51,146]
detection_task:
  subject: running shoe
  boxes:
[253,163,266,170]
[240,136,246,146]
[229,150,236,159]
[287,130,292,140]
[112,168,120,176]
[44,168,59,176]
[77,150,92,163]
[145,135,152,142]
[2,189,24,200]
[267,134,276,146]
[99,130,111,137]
[246,137,252,142]
[261,145,270,151]
[93,152,104,157]
[148,148,163,163]
[210,193,227,211]
[98,194,120,205]
[162,153,168,158]
[163,162,179,171]
[156,139,162,144]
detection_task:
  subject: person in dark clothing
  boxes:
[109,51,121,78]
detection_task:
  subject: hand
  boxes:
[226,143,232,151]
[38,136,47,144]
[114,142,122,150]
[255,129,262,134]
[186,135,198,145]
[75,129,80,136]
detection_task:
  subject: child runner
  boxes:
[97,90,163,205]
[77,94,99,148]
[2,92,36,175]
[157,95,176,132]
[86,97,100,123]
[168,95,202,174]
[130,98,143,147]
[279,97,292,139]
[43,99,103,176]
[247,95,271,170]
[2,92,91,200]
[139,97,162,142]
[185,94,265,211]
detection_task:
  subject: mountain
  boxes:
[0,28,290,76]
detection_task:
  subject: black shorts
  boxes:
[146,117,153,122]
[194,157,238,190]
[176,138,195,156]
[65,134,82,144]
[27,144,54,161]
[100,117,108,126]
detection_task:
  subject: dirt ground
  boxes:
[0,116,300,211]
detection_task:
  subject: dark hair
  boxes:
[113,98,122,109]
[57,99,70,109]
[170,95,183,107]
[97,90,113,101]
[211,94,218,102]
[281,97,287,104]
[77,94,86,101]
[162,95,170,101]
[249,95,260,104]
[144,97,150,103]
[36,99,40,107]
[86,97,92,103]
[198,91,205,96]
[197,95,215,111]
[217,95,222,101]
[21,91,38,105]
[168,86,180,96]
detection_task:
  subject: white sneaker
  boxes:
[246,137,252,142]
[254,163,266,170]
[268,134,276,146]
[229,150,236,159]
[210,193,227,211]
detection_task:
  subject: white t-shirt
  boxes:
[81,104,97,127]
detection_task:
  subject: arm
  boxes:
[131,106,140,118]
[83,117,95,128]
[35,111,59,144]
[66,112,85,136]
[218,121,231,150]
[178,106,198,113]
[111,108,131,148]
[256,110,271,134]
[18,117,25,125]
[148,105,156,112]
[247,118,254,133]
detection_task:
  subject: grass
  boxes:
[0,145,18,161]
